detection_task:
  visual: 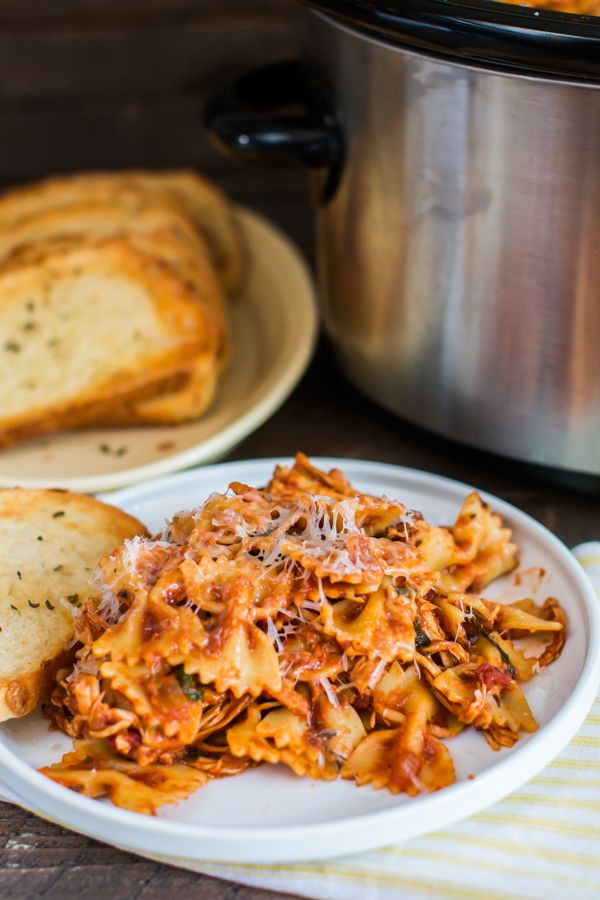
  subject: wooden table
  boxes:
[0,341,596,899]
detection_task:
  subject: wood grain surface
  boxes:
[0,0,307,185]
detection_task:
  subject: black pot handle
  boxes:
[205,60,342,194]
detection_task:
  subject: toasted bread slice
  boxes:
[90,351,219,426]
[0,238,221,446]
[0,212,230,364]
[131,170,244,295]
[0,230,231,427]
[0,488,146,721]
[132,231,229,365]
[0,230,229,428]
[0,198,210,271]
[0,170,244,294]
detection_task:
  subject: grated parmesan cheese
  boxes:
[66,656,100,683]
[89,564,122,623]
[319,676,340,708]
[121,535,172,577]
[335,680,357,694]
[301,600,322,613]
[316,576,327,607]
[368,658,386,689]
[266,616,284,653]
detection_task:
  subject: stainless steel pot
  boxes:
[207,1,600,478]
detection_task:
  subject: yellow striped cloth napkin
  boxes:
[166,542,600,900]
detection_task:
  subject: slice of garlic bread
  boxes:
[0,488,146,721]
[132,170,244,295]
[0,199,209,268]
[0,238,221,446]
[0,231,228,428]
[89,350,219,426]
[0,226,229,366]
[0,170,244,294]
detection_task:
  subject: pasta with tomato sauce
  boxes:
[500,0,599,15]
[41,454,566,814]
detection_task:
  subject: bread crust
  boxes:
[133,170,245,295]
[0,644,75,721]
[0,170,244,294]
[89,352,219,426]
[0,169,236,443]
[0,488,147,722]
[0,227,229,364]
[0,238,222,446]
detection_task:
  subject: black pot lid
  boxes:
[303,0,600,82]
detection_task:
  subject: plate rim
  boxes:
[0,208,318,494]
[0,457,598,862]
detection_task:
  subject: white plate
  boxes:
[0,210,317,493]
[0,458,598,864]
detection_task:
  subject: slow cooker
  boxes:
[207,1,600,479]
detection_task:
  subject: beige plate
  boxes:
[0,207,318,493]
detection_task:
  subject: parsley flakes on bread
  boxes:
[0,169,242,447]
[0,488,146,721]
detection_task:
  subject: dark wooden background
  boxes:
[0,0,312,255]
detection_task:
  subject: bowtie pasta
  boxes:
[42,454,566,813]
[500,0,599,14]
